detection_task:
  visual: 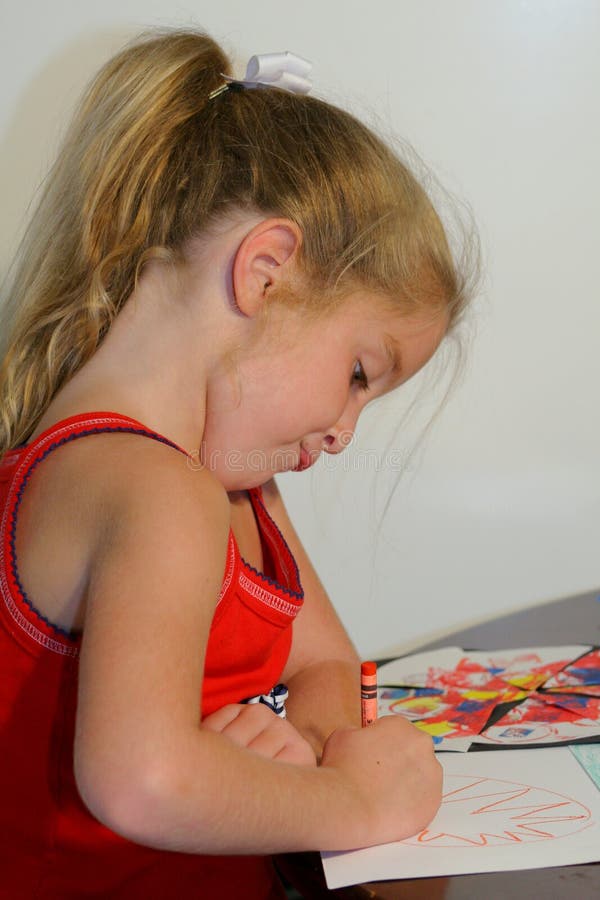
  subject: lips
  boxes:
[293,446,317,472]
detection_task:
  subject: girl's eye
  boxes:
[351,360,369,391]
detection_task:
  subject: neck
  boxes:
[34,260,224,450]
[32,214,263,449]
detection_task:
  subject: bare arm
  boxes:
[261,478,362,752]
[74,446,441,855]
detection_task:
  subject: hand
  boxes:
[202,704,317,767]
[320,715,443,845]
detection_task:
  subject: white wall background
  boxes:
[2,1,599,656]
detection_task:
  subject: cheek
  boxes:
[306,380,350,430]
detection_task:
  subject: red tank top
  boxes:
[0,412,303,899]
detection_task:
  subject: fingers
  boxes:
[247,720,316,767]
[202,704,317,767]
[202,704,247,733]
[320,715,444,843]
[203,703,276,744]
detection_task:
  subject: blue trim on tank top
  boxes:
[239,555,304,603]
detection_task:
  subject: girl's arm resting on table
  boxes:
[75,447,441,855]
[260,478,362,751]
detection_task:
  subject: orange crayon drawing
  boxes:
[403,775,592,848]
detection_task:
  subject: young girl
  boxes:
[0,29,470,899]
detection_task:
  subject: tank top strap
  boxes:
[20,411,188,461]
[0,412,189,655]
[248,487,303,599]
[5,410,189,516]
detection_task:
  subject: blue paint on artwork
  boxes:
[456,700,487,713]
[568,667,600,684]
[500,727,534,738]
[379,687,443,700]
[554,694,589,711]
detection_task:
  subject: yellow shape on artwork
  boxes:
[500,688,528,701]
[506,675,547,690]
[399,698,441,712]
[462,690,498,700]
[415,720,454,737]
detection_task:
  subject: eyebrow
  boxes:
[383,334,403,377]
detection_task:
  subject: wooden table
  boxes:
[277,588,600,899]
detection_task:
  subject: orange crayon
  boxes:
[361,661,378,727]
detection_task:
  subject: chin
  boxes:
[220,471,277,492]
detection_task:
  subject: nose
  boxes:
[322,429,354,454]
[322,407,359,454]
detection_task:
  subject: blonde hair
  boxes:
[0,28,476,455]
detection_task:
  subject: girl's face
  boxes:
[200,293,447,490]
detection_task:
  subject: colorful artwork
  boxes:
[378,645,600,751]
[536,692,600,718]
[544,648,600,690]
[459,649,585,693]
[426,657,526,699]
[479,696,600,746]
[379,686,499,746]
[544,684,600,697]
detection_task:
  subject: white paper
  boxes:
[321,747,600,889]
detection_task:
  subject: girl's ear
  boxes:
[232,218,302,317]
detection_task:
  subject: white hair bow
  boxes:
[217,51,312,96]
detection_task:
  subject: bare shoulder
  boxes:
[84,434,231,554]
[15,432,230,633]
[28,430,229,540]
[85,434,231,627]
